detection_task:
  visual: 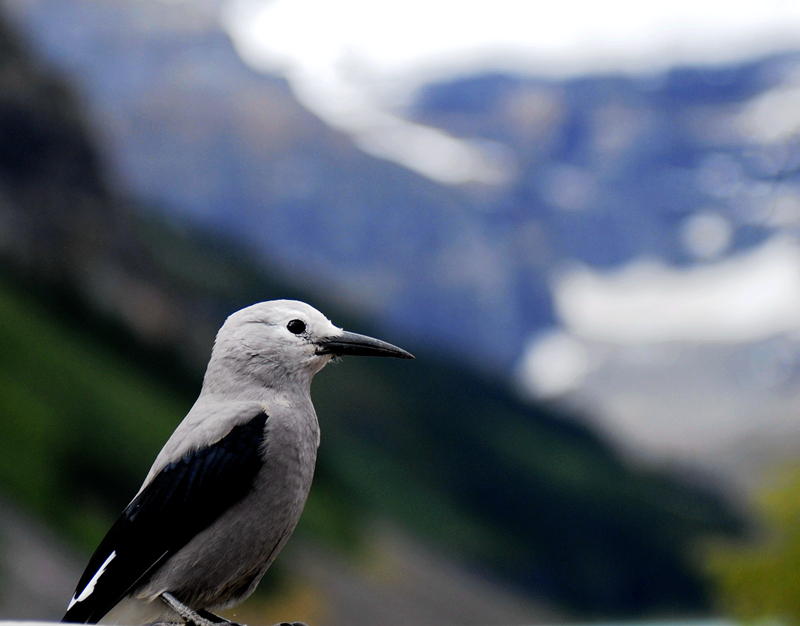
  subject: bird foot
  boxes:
[276,623,308,626]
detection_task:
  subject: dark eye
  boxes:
[287,319,306,335]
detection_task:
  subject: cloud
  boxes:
[553,236,800,344]
[517,236,800,400]
[222,0,800,184]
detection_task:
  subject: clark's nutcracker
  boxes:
[62,300,413,625]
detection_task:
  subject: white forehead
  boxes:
[224,299,342,336]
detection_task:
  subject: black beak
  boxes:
[317,330,414,359]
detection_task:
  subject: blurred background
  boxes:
[0,0,799,624]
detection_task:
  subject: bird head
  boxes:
[203,300,413,394]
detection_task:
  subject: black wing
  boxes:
[63,411,269,624]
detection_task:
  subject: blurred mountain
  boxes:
[2,0,556,370]
[7,0,799,495]
[0,0,746,620]
[5,0,799,378]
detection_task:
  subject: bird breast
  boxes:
[136,403,320,609]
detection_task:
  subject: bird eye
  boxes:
[287,319,306,334]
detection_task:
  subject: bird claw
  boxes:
[277,623,308,626]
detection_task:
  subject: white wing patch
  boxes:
[67,550,117,610]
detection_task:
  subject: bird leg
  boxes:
[159,592,304,626]
[160,592,242,626]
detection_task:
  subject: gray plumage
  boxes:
[63,300,413,625]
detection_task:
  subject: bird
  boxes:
[62,299,413,625]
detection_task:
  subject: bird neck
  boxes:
[199,351,315,402]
